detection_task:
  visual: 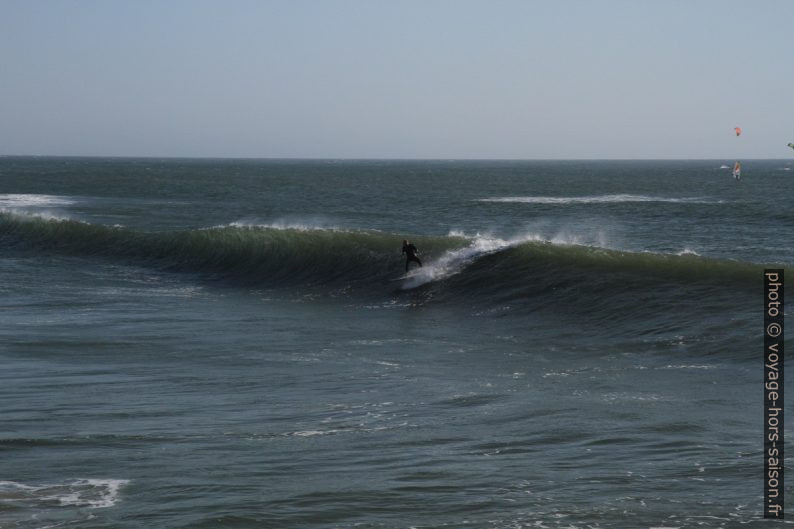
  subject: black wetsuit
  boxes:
[402,243,422,272]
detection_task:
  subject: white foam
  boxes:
[0,194,75,208]
[401,232,547,289]
[661,364,716,370]
[477,194,722,205]
[0,209,78,222]
[0,480,40,491]
[291,429,338,437]
[288,425,391,437]
[223,217,351,232]
[0,193,78,222]
[0,479,129,509]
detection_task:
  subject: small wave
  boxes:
[227,221,339,232]
[477,194,723,205]
[224,216,358,233]
[0,194,76,208]
[0,479,129,509]
[0,208,79,222]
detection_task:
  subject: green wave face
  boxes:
[0,212,774,300]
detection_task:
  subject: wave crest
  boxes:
[0,212,769,299]
[477,194,724,205]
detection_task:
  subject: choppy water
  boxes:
[0,157,791,528]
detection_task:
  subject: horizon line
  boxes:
[2,154,792,162]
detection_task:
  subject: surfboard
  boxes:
[390,271,420,282]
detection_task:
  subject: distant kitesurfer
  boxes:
[402,239,422,272]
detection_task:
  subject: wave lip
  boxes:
[477,194,723,205]
[224,218,353,232]
[401,232,547,289]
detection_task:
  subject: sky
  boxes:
[1,0,793,159]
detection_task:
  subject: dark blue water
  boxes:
[0,158,791,528]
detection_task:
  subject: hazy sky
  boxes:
[2,1,792,158]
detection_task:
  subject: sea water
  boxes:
[0,158,791,528]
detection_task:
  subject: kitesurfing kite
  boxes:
[788,142,794,150]
[734,127,742,136]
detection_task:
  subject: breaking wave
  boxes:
[0,212,769,310]
[0,479,128,509]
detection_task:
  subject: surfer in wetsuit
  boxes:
[402,239,422,272]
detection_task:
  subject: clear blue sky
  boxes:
[1,0,792,158]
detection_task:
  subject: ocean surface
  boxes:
[0,157,791,529]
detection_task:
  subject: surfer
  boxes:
[402,239,422,272]
[732,161,742,180]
